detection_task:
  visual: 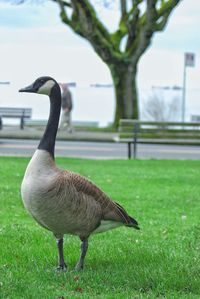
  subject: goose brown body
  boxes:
[21,149,138,240]
[19,76,139,270]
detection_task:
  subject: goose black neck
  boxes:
[38,84,61,159]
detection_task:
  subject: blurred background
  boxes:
[0,0,199,127]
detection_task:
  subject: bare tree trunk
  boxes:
[109,63,138,127]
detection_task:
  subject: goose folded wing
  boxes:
[69,172,136,226]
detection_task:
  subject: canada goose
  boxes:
[19,76,139,271]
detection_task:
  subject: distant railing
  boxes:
[24,119,99,128]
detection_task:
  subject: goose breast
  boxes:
[21,150,102,237]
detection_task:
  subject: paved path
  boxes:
[0,138,199,160]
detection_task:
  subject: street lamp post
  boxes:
[182,52,195,122]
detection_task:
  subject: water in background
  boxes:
[0,82,200,126]
[0,83,115,127]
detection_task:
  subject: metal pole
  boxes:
[133,122,138,159]
[182,56,187,122]
[128,142,131,159]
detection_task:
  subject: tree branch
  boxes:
[155,0,182,31]
[157,0,181,17]
[57,0,181,66]
[126,0,156,63]
[125,6,140,51]
[53,0,71,8]
[111,0,141,51]
[56,0,75,30]
[127,0,181,63]
[120,0,127,18]
[57,0,122,63]
[155,11,170,30]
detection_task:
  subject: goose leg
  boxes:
[56,238,67,271]
[75,238,88,271]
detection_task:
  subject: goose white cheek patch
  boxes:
[37,80,55,96]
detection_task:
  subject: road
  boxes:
[0,138,199,159]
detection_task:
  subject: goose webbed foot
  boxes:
[56,238,67,272]
[57,262,67,272]
[75,263,83,271]
[75,238,88,271]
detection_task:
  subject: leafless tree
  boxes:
[143,91,180,122]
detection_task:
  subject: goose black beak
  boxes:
[19,83,36,93]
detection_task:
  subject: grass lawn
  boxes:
[0,157,200,299]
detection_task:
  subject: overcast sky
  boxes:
[0,0,199,89]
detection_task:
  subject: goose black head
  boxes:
[19,76,58,96]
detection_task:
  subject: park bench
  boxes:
[118,119,200,159]
[0,107,32,130]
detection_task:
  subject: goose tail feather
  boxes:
[127,215,140,230]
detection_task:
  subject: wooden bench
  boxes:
[119,119,200,159]
[0,107,32,130]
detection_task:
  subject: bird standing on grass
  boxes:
[19,76,139,271]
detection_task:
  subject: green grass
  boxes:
[0,157,200,299]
